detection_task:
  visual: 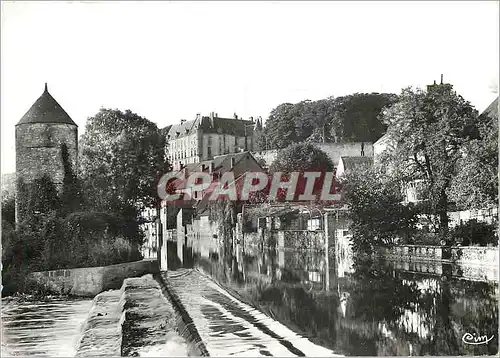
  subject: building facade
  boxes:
[164,112,256,171]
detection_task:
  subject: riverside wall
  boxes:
[27,259,159,297]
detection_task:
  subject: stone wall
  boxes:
[27,259,159,297]
[378,244,499,267]
[253,142,373,168]
[16,123,78,186]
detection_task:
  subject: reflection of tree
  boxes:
[420,280,459,355]
[350,258,421,323]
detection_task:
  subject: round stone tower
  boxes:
[15,84,78,222]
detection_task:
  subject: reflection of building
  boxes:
[140,207,158,259]
[164,112,256,171]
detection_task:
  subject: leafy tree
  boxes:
[265,143,337,204]
[270,142,334,173]
[329,93,398,143]
[379,84,480,238]
[79,108,168,212]
[449,98,498,210]
[265,103,303,149]
[253,117,266,151]
[263,93,397,149]
[342,166,419,255]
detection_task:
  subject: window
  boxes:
[307,218,321,231]
[207,147,212,157]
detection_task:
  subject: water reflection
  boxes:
[174,238,499,356]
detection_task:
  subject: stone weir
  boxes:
[75,274,203,356]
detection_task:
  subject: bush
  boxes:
[42,211,143,270]
[449,219,498,247]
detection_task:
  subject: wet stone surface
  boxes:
[75,289,123,357]
[120,274,194,357]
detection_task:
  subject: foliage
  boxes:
[264,93,398,149]
[26,175,61,218]
[79,108,167,212]
[449,219,498,247]
[253,117,266,151]
[449,103,498,210]
[270,142,334,173]
[60,143,84,214]
[379,84,480,238]
[2,195,16,227]
[342,166,419,255]
[43,211,142,270]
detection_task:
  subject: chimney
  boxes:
[215,113,218,118]
[234,113,238,119]
[230,157,236,168]
[181,119,186,125]
[434,80,436,85]
[209,162,215,173]
[440,74,443,84]
[250,117,254,122]
[196,113,201,120]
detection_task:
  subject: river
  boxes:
[2,242,497,357]
[171,240,499,356]
[1,296,93,357]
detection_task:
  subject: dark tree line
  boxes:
[261,93,398,150]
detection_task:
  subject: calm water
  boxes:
[1,296,93,357]
[170,240,499,356]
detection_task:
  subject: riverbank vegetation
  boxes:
[341,83,498,256]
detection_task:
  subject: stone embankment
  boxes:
[27,259,158,297]
[75,274,198,357]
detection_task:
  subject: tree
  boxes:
[379,84,480,238]
[264,103,303,149]
[263,93,398,149]
[449,98,498,210]
[79,108,168,212]
[329,93,398,143]
[270,142,334,173]
[342,166,419,255]
[268,143,337,204]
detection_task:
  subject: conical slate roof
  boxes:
[16,84,77,126]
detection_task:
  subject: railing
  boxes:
[379,244,499,266]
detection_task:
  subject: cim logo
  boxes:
[462,332,494,345]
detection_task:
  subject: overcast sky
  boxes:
[1,1,498,174]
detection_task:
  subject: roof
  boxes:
[166,114,255,139]
[480,96,499,120]
[160,125,173,136]
[340,156,373,170]
[16,84,77,126]
[373,133,390,147]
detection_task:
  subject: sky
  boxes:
[1,1,498,174]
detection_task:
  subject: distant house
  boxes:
[163,112,257,171]
[335,156,373,179]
